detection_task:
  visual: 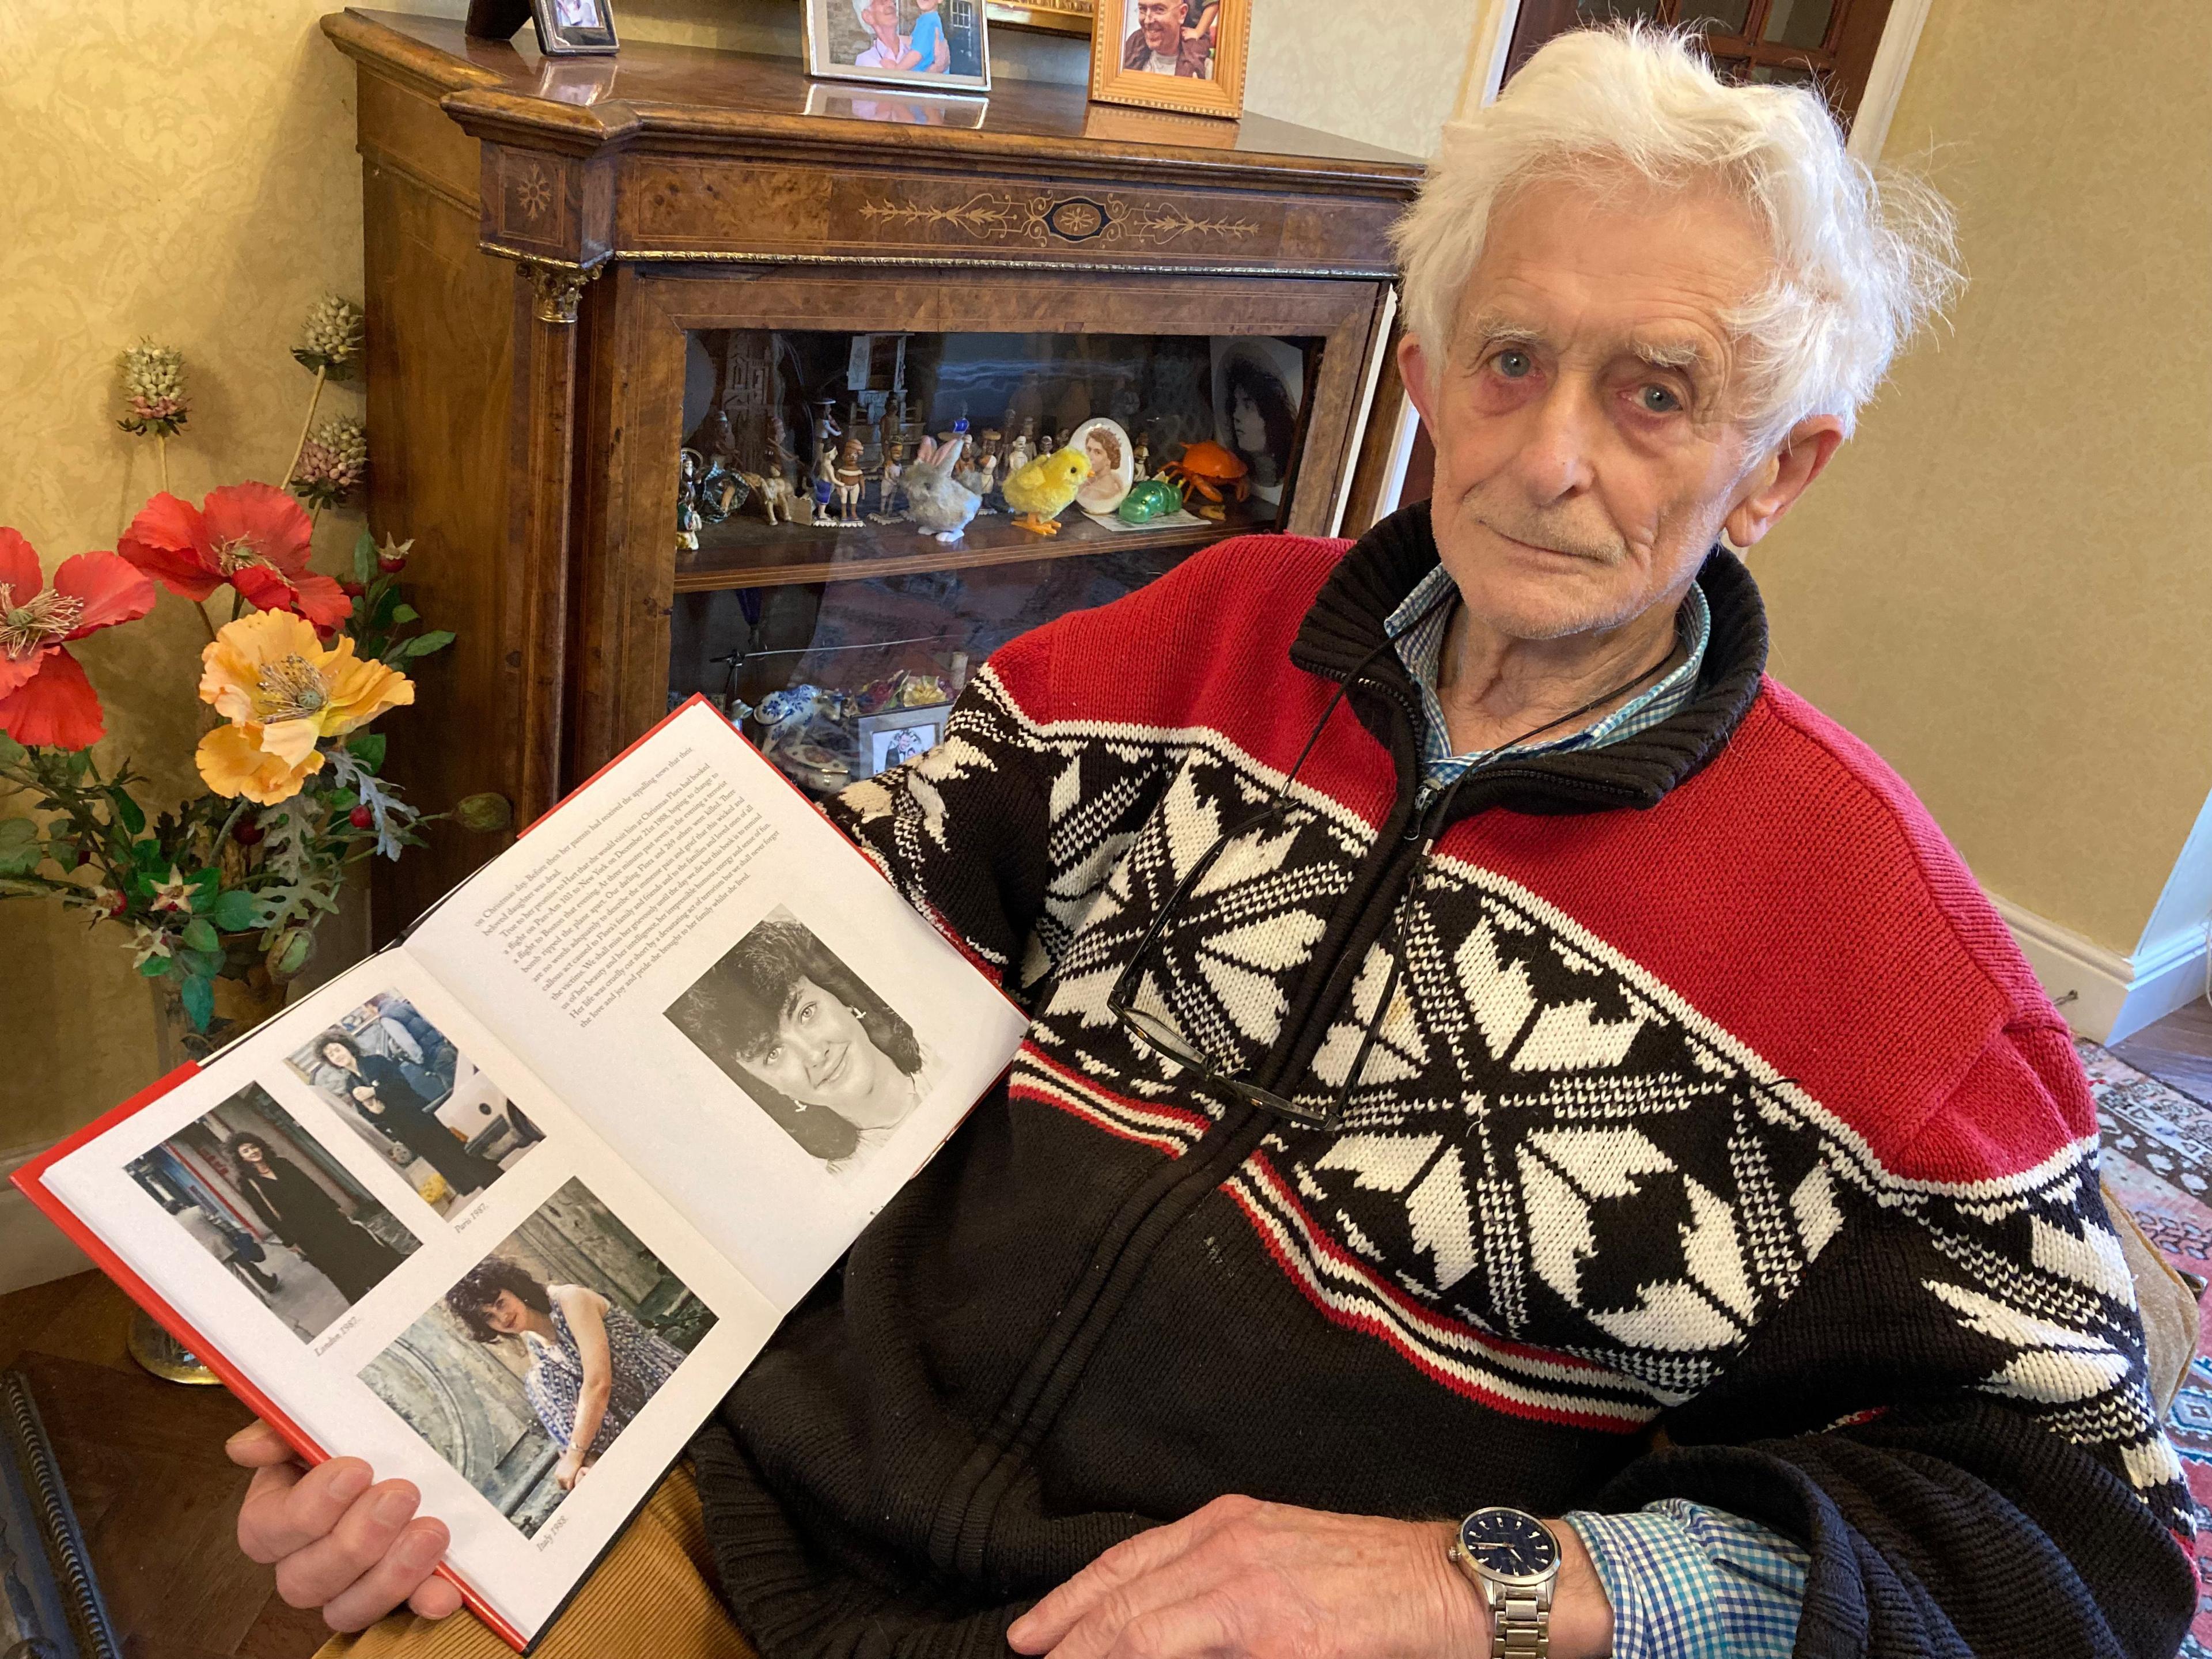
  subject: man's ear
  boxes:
[1725,414,1844,549]
[1399,334,1440,433]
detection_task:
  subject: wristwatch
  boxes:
[1446,1506,1560,1658]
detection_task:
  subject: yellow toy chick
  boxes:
[1001,446,1091,536]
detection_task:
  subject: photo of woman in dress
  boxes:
[664,910,935,1173]
[287,993,540,1217]
[445,1257,687,1492]
[226,1130,407,1304]
[358,1179,714,1539]
[126,1084,418,1342]
[317,1033,506,1203]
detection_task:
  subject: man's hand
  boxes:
[228,1420,465,1631]
[1005,1495,1613,1659]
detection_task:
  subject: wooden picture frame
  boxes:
[804,0,993,96]
[986,0,1092,34]
[1087,0,1245,120]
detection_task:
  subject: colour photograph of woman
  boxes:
[286,993,540,1215]
[446,1257,685,1493]
[664,910,936,1174]
[126,1084,419,1341]
[358,1179,713,1539]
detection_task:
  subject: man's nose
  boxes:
[1508,382,1599,503]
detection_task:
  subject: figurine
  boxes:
[1069,417,1135,516]
[834,436,867,524]
[766,412,800,480]
[675,447,705,551]
[1005,421,1036,476]
[812,476,839,527]
[1131,432,1152,481]
[902,434,982,544]
[1002,445,1090,537]
[877,447,904,515]
[699,461,749,524]
[740,468,801,526]
[1116,477,1186,524]
[974,429,1003,503]
[1156,440,1252,507]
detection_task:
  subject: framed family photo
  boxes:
[1087,0,1247,119]
[536,0,619,55]
[804,0,993,96]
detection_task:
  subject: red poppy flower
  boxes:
[118,482,352,634]
[0,529,158,749]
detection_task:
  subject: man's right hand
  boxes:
[228,1420,465,1631]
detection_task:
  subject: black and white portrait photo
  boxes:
[126,1084,419,1342]
[286,992,543,1218]
[1211,336,1304,502]
[664,908,937,1174]
[359,1179,713,1539]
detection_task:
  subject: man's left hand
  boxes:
[1005,1495,1612,1659]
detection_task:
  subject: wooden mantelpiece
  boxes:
[323,9,1423,939]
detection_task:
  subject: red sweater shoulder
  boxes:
[1476,673,2086,1186]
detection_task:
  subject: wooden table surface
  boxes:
[0,1272,328,1659]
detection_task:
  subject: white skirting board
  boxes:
[1994,896,2210,1047]
[0,1146,90,1296]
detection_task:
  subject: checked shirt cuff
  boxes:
[1562,1501,1808,1659]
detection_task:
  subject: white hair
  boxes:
[1391,25,1962,444]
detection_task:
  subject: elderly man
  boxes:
[1124,0,1211,77]
[234,27,2191,1659]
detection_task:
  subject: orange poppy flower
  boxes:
[119,482,352,634]
[0,529,157,749]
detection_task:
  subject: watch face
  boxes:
[1460,1508,1559,1583]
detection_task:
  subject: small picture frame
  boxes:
[986,0,1092,33]
[1088,0,1246,120]
[535,0,619,56]
[855,703,953,778]
[805,0,993,96]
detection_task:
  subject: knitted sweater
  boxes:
[691,504,2194,1659]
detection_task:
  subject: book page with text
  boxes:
[407,700,1030,1310]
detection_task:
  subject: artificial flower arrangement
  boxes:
[0,302,473,1046]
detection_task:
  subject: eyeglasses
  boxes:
[1107,619,1680,1133]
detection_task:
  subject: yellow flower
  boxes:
[195,610,413,804]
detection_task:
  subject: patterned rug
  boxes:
[2081,1038,2212,1653]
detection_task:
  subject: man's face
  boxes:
[1402,174,1840,642]
[866,0,897,32]
[1135,0,1181,54]
[737,975,885,1115]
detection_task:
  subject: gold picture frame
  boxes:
[1087,0,1246,121]
[985,0,1092,34]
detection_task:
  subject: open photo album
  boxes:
[13,698,1031,1650]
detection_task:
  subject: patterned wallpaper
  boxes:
[0,0,1461,1155]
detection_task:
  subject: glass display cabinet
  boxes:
[325,9,1422,935]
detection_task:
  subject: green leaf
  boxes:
[210,888,258,931]
[108,788,145,835]
[181,946,226,978]
[328,789,359,810]
[347,733,387,774]
[0,733,25,767]
[179,972,215,1033]
[0,818,40,877]
[403,630,455,658]
[138,952,175,979]
[353,529,377,588]
[188,866,221,908]
[390,604,418,626]
[131,836,165,871]
[182,916,219,953]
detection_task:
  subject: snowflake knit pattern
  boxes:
[695,504,2195,1659]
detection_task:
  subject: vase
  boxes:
[149,930,291,1071]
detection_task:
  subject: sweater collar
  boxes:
[1289,499,1770,816]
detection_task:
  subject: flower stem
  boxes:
[194,600,219,644]
[285,366,327,486]
[157,433,171,495]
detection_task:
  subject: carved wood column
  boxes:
[507,257,602,829]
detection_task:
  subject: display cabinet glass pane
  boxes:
[1678,1,1752,35]
[669,324,1318,797]
[1575,1,1665,22]
[1761,0,1836,48]
[1745,59,1820,86]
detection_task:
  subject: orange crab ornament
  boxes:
[1156,440,1250,506]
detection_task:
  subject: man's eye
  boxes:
[765,1044,783,1066]
[1493,349,1533,379]
[1639,384,1681,414]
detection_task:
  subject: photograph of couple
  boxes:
[664,909,938,1175]
[358,1179,713,1539]
[126,1084,419,1342]
[286,993,543,1217]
